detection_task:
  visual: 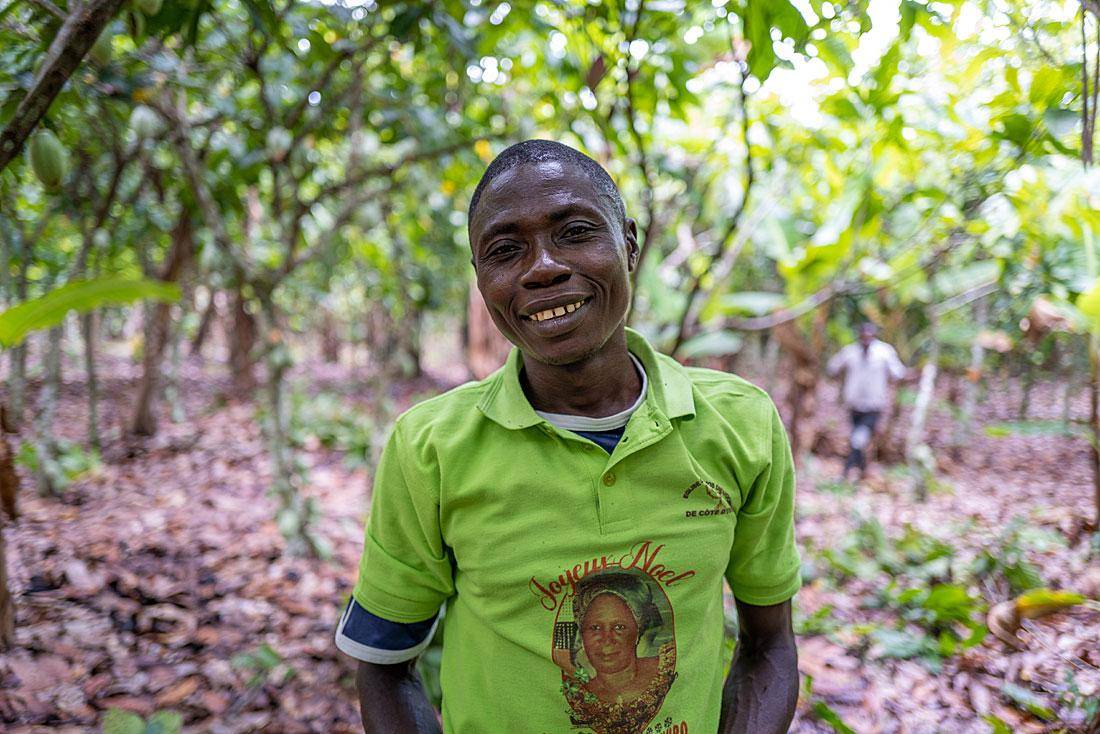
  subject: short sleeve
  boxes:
[885,345,907,380]
[725,401,801,606]
[352,421,455,623]
[825,347,848,377]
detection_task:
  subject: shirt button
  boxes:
[602,472,616,486]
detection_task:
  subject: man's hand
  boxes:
[718,599,799,734]
[356,659,442,734]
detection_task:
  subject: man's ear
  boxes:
[624,218,639,272]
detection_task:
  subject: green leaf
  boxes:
[871,628,931,659]
[240,0,278,35]
[811,700,857,734]
[1016,588,1086,615]
[717,291,786,316]
[146,711,183,734]
[101,709,146,734]
[1077,278,1100,330]
[1001,682,1056,721]
[994,113,1034,148]
[1043,107,1079,138]
[932,261,1001,299]
[0,277,180,348]
[1029,67,1065,105]
[678,330,744,359]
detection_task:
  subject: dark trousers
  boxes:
[843,409,881,476]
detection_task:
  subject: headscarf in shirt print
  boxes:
[552,568,676,734]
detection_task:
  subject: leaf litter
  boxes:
[1,357,1097,733]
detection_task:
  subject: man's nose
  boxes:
[521,245,570,289]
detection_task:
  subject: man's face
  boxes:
[859,327,875,347]
[469,160,638,366]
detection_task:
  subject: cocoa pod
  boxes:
[89,30,112,66]
[29,130,67,190]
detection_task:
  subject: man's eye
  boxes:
[563,225,593,238]
[487,243,519,259]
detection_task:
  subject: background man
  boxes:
[336,140,801,733]
[826,322,908,481]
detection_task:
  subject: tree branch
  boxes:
[670,61,754,356]
[27,0,67,21]
[0,0,126,171]
[162,92,251,283]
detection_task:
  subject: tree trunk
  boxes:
[166,307,185,423]
[320,311,341,364]
[34,326,64,496]
[774,320,820,461]
[8,346,27,430]
[190,291,218,357]
[394,307,422,379]
[82,312,101,450]
[1018,355,1035,420]
[467,285,511,380]
[0,398,16,649]
[907,342,940,501]
[951,298,987,460]
[1091,339,1099,529]
[229,287,258,393]
[130,214,193,435]
[0,520,13,650]
[257,297,321,557]
[7,250,31,429]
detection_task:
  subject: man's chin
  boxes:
[521,340,600,368]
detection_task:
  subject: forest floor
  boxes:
[1,347,1098,733]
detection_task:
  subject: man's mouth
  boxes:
[523,298,588,323]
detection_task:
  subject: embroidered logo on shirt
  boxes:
[681,480,733,518]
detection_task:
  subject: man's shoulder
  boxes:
[393,377,492,434]
[680,364,776,411]
[870,340,898,357]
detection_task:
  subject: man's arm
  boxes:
[718,599,799,734]
[825,347,848,379]
[357,660,442,734]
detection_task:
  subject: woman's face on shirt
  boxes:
[580,594,639,675]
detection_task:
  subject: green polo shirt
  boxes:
[352,329,800,734]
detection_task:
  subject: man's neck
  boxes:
[519,329,641,417]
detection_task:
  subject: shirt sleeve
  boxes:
[335,597,439,664]
[885,344,907,380]
[351,420,455,624]
[725,400,801,606]
[825,346,848,378]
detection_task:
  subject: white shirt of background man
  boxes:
[826,339,907,412]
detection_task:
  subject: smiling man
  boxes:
[336,140,801,734]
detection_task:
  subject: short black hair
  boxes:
[467,139,627,229]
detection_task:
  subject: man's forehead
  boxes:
[483,159,597,203]
[473,160,607,232]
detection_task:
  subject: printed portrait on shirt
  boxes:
[552,568,676,734]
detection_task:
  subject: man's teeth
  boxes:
[529,300,585,322]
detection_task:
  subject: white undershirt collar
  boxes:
[534,354,647,432]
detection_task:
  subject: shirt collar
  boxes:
[476,328,695,430]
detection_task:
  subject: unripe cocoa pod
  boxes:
[135,0,162,16]
[89,31,112,66]
[29,130,67,190]
[129,105,161,139]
